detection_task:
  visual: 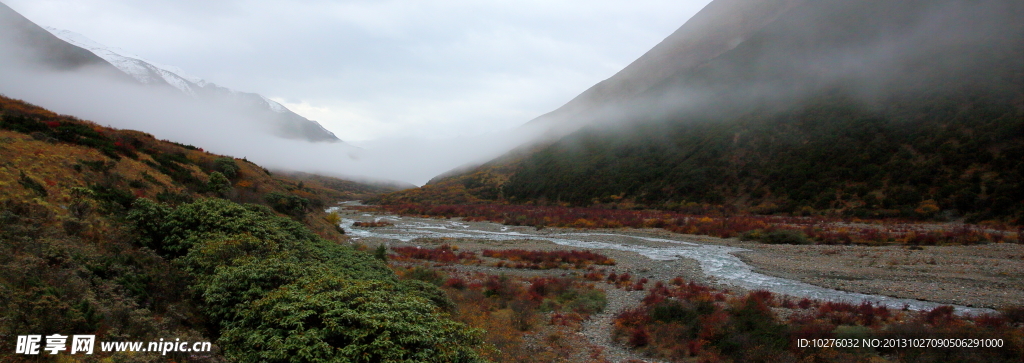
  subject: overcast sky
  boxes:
[5,0,712,142]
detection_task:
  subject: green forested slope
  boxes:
[503,90,1023,222]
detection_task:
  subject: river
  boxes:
[329,204,993,315]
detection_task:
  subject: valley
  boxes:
[333,204,1024,362]
[1,0,1022,361]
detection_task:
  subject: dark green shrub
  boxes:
[405,266,446,285]
[17,171,47,197]
[213,157,239,179]
[129,198,317,256]
[760,229,813,245]
[207,171,231,196]
[155,190,193,205]
[304,239,394,281]
[565,288,607,315]
[89,183,136,212]
[127,198,171,248]
[140,171,163,186]
[149,152,205,191]
[739,229,764,241]
[264,192,310,217]
[129,198,392,280]
[123,197,483,360]
[374,244,388,261]
[191,256,314,324]
[715,295,790,357]
[80,160,114,172]
[219,277,485,363]
[0,114,48,133]
[650,299,713,325]
[399,279,455,311]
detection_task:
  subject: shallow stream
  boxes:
[329,205,993,315]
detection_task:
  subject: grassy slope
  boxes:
[0,95,367,222]
[281,170,410,201]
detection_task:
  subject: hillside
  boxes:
[0,95,483,361]
[524,0,802,137]
[0,1,128,77]
[0,1,341,143]
[280,170,413,199]
[379,0,1024,224]
[0,95,369,219]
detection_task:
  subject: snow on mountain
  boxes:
[261,95,288,113]
[143,60,207,86]
[45,27,202,96]
[42,27,340,142]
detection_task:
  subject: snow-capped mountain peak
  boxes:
[41,26,341,142]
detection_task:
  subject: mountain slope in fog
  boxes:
[384,0,1024,223]
[0,1,129,77]
[0,1,339,143]
[44,27,342,143]
[525,0,803,137]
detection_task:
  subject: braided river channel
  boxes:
[329,204,993,315]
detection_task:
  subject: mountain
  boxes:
[526,0,803,137]
[0,1,128,76]
[43,27,342,143]
[0,1,340,143]
[42,28,207,93]
[381,0,1024,223]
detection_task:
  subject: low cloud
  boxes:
[1,0,726,184]
[0,54,541,185]
[3,0,713,142]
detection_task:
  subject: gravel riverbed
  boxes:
[334,207,1023,362]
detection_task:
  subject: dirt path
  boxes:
[578,283,665,363]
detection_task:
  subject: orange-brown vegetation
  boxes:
[386,243,618,271]
[613,278,1024,362]
[395,265,612,362]
[482,249,615,270]
[390,244,480,264]
[281,170,408,200]
[0,95,366,231]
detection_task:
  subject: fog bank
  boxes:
[0,61,539,185]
